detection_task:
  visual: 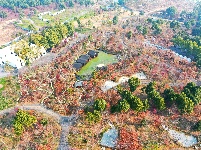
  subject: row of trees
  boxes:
[111,78,149,113]
[109,76,201,114]
[136,18,164,36]
[30,22,74,50]
[163,82,201,113]
[145,81,201,114]
[0,0,94,10]
[163,6,177,19]
[170,4,201,68]
[171,35,201,67]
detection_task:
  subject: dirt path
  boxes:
[58,115,78,150]
[0,104,61,121]
[0,104,78,149]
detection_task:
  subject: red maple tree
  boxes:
[117,128,142,150]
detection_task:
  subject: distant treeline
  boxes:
[0,0,94,10]
[171,3,201,68]
[172,35,201,67]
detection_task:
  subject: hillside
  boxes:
[0,0,200,149]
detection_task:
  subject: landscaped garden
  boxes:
[77,51,118,76]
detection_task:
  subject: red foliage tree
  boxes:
[117,128,142,150]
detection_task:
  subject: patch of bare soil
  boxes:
[0,19,25,46]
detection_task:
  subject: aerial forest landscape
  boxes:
[0,0,201,149]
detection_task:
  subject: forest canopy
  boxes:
[0,0,94,10]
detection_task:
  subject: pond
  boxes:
[77,51,118,76]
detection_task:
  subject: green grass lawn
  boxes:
[77,51,118,75]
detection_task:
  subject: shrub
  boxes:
[113,16,118,25]
[182,82,201,105]
[111,105,119,113]
[193,120,201,131]
[94,99,107,112]
[40,118,48,126]
[128,95,144,112]
[13,110,37,136]
[163,88,177,107]
[128,77,140,92]
[118,99,130,112]
[86,110,101,124]
[175,92,194,114]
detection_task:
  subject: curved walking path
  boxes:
[0,104,78,150]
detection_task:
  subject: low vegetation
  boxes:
[0,0,201,149]
[0,109,61,149]
[0,76,20,110]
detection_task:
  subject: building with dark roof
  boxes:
[76,58,88,65]
[79,54,90,61]
[88,50,99,58]
[73,63,83,70]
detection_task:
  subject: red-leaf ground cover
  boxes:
[117,127,142,150]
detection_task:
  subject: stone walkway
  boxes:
[58,115,77,150]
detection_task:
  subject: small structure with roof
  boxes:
[73,63,83,70]
[74,81,83,88]
[76,58,88,66]
[88,50,99,58]
[79,54,90,61]
[97,64,107,70]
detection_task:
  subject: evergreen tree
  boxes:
[175,92,194,114]
[118,99,130,112]
[94,99,107,112]
[163,88,177,107]
[128,77,140,92]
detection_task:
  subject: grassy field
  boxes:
[77,51,118,75]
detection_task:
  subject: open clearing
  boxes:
[77,51,118,75]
